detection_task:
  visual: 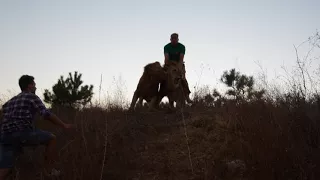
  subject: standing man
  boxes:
[164,33,192,103]
[0,75,75,179]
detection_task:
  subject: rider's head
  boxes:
[170,33,179,45]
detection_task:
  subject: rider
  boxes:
[0,75,75,179]
[164,33,192,103]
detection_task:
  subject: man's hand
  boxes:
[47,113,76,129]
[63,123,76,129]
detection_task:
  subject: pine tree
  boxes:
[220,68,264,100]
[44,71,94,109]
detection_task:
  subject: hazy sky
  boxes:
[0,0,319,104]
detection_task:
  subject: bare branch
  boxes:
[293,44,307,99]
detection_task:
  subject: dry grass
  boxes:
[2,74,320,180]
[1,89,318,180]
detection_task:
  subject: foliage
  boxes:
[43,71,94,109]
[220,68,265,101]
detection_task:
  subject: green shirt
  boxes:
[164,42,185,62]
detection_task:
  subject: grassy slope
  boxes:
[4,97,319,180]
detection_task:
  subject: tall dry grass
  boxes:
[5,86,319,180]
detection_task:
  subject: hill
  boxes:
[3,95,319,180]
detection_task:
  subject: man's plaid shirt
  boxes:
[0,92,51,137]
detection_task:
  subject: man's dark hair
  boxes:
[19,75,34,91]
[171,33,178,38]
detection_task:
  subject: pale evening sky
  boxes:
[0,0,319,104]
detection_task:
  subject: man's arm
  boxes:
[164,45,169,64]
[179,54,185,63]
[164,53,169,64]
[30,94,72,129]
[46,113,69,128]
[179,44,186,63]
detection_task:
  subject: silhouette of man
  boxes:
[0,75,75,179]
[164,33,192,103]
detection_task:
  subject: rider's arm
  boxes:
[164,53,169,64]
[164,45,169,64]
[179,54,184,63]
[179,44,186,63]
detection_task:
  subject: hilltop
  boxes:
[2,93,318,180]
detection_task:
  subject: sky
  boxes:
[0,0,319,104]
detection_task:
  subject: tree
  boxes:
[220,68,265,100]
[44,71,94,109]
